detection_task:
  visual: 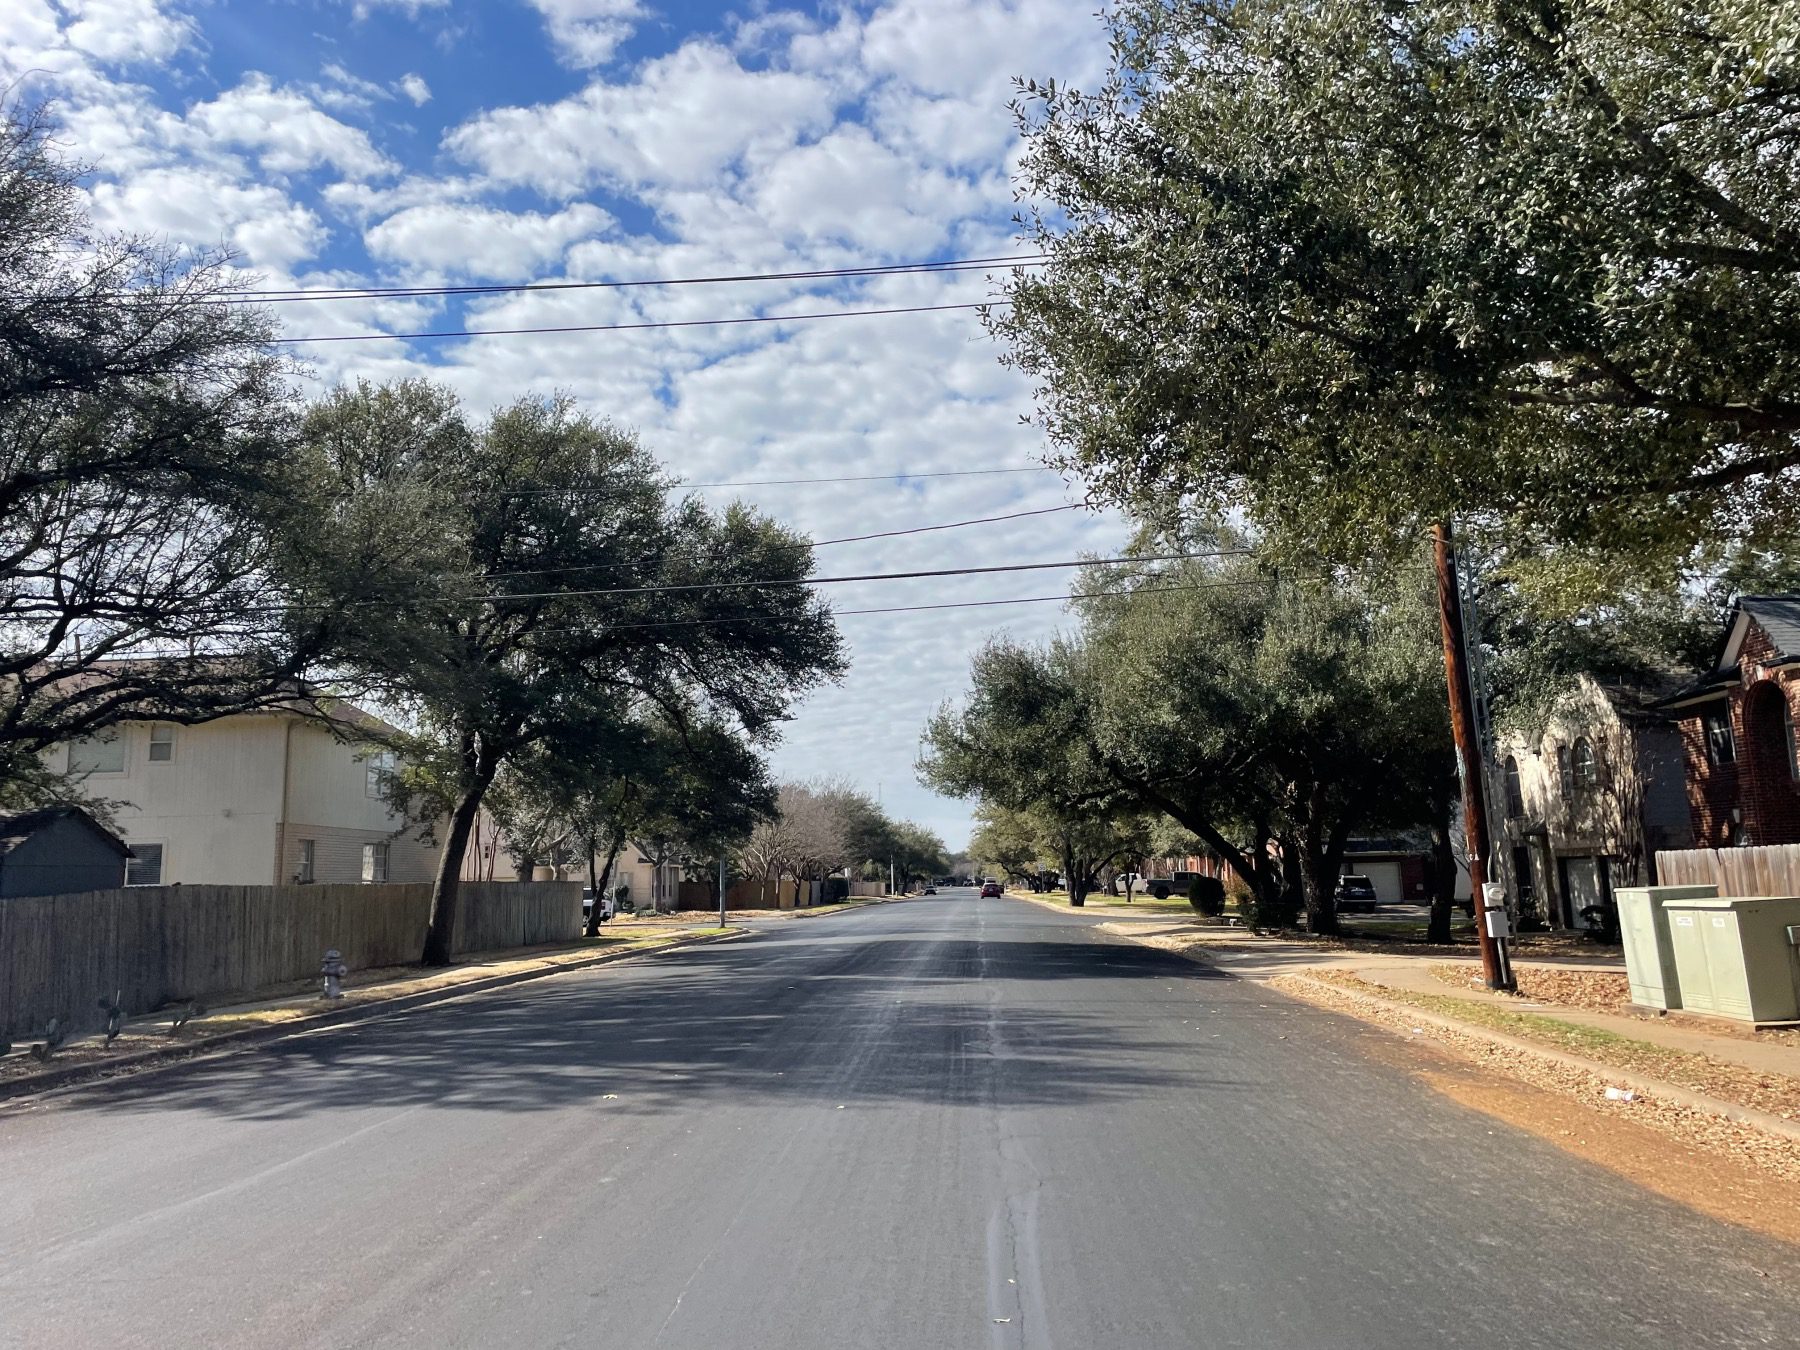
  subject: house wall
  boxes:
[279,722,437,884]
[56,715,435,886]
[65,717,288,886]
[1495,675,1689,924]
[1677,622,1800,848]
[0,817,127,898]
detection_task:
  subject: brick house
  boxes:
[1664,595,1800,848]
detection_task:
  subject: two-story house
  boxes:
[1663,595,1800,848]
[1494,674,1692,930]
[57,699,438,887]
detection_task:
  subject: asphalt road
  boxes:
[2,891,1796,1349]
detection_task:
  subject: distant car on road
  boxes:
[1334,874,1379,913]
[923,885,936,895]
[980,881,1003,898]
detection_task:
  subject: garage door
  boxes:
[1359,861,1404,904]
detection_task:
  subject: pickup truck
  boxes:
[1141,871,1200,899]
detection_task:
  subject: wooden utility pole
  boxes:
[1432,522,1513,990]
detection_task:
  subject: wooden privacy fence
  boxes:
[0,879,580,1041]
[1654,845,1800,896]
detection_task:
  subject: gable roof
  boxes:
[0,806,131,859]
[1726,595,1800,667]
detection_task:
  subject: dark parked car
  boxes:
[1334,874,1379,913]
[980,881,1003,898]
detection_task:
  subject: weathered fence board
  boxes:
[1654,844,1800,896]
[1,879,580,1041]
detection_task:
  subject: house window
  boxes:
[1785,702,1800,782]
[1703,711,1736,767]
[365,750,396,799]
[147,724,175,762]
[362,841,389,883]
[1572,737,1599,787]
[68,730,126,775]
[1556,745,1574,797]
[296,839,315,884]
[1502,756,1524,818]
[126,843,164,886]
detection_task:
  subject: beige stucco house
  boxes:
[57,706,437,887]
[1492,674,1692,931]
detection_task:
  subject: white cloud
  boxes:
[189,74,396,178]
[58,0,195,66]
[446,40,836,194]
[364,201,612,279]
[859,0,1106,102]
[745,125,987,253]
[525,0,643,68]
[398,72,431,105]
[87,167,328,268]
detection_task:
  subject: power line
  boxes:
[813,503,1082,547]
[218,551,1233,615]
[497,466,1057,496]
[273,300,1000,345]
[478,504,1087,581]
[567,577,1273,635]
[229,254,1046,305]
[456,550,1216,605]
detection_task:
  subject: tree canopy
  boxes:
[1,102,320,807]
[286,379,843,963]
[993,0,1800,591]
[922,536,1455,930]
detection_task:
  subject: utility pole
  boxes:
[717,856,726,928]
[1432,522,1515,991]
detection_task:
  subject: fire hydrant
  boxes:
[320,948,348,1000]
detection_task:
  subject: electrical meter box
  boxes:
[1614,884,1717,1010]
[1659,895,1800,1024]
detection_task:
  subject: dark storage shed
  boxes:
[0,806,131,898]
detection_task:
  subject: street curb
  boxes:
[1275,970,1800,1147]
[0,926,750,1105]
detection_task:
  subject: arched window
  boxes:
[1572,737,1599,787]
[1556,745,1574,797]
[1503,756,1524,817]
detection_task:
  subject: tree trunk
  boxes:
[1298,808,1348,938]
[1061,836,1085,906]
[1427,803,1457,945]
[583,830,626,938]
[422,787,485,966]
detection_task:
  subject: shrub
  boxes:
[1187,875,1226,917]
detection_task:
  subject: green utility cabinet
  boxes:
[1659,895,1800,1024]
[1615,884,1718,1010]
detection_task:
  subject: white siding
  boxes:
[53,713,439,886]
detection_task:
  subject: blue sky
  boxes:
[3,0,1132,850]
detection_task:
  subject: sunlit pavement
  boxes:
[1,892,1794,1350]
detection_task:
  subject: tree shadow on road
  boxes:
[54,935,1256,1123]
